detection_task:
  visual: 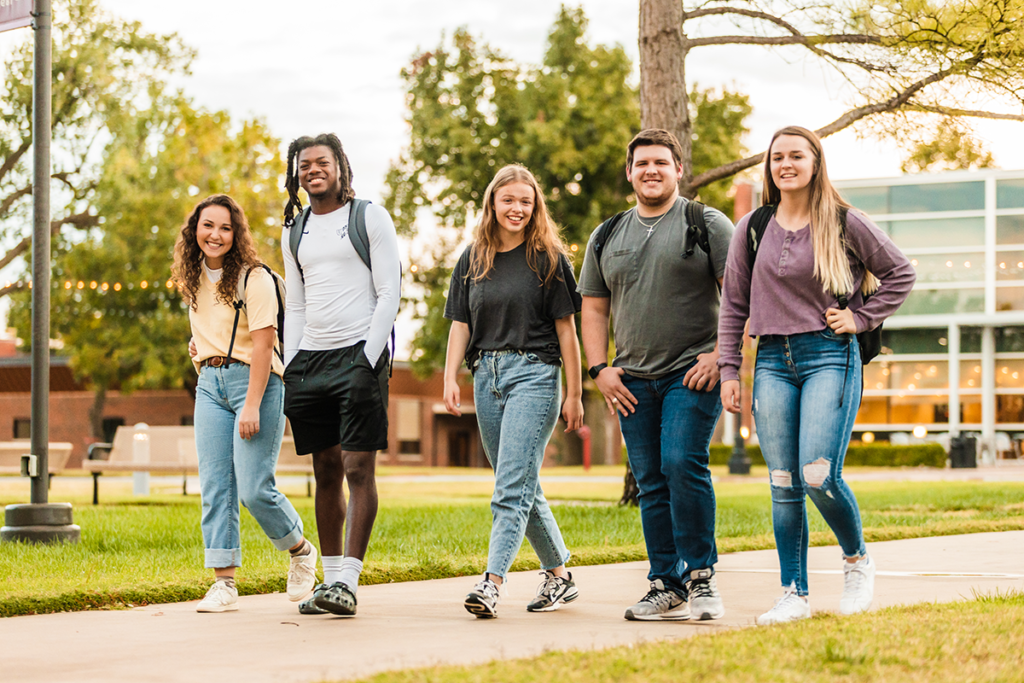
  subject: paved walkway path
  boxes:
[4,531,1023,683]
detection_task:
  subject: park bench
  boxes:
[0,441,74,476]
[84,427,313,503]
[84,426,197,504]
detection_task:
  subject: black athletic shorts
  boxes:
[283,341,390,455]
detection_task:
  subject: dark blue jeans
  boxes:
[753,329,867,596]
[618,362,722,592]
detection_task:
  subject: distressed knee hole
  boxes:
[803,458,830,488]
[769,469,793,488]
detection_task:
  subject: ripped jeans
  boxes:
[753,329,867,596]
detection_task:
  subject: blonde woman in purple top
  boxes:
[717,126,915,625]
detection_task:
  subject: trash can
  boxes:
[950,435,977,468]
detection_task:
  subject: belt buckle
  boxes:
[208,356,225,368]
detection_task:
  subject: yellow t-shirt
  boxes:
[190,267,284,377]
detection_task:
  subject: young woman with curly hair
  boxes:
[443,165,584,618]
[173,194,317,613]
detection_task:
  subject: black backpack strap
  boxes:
[683,199,718,289]
[288,207,311,282]
[745,204,777,269]
[348,198,372,272]
[226,267,254,364]
[591,210,629,265]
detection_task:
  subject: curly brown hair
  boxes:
[172,194,261,310]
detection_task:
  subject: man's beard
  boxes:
[635,181,677,207]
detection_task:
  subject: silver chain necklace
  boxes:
[635,207,671,237]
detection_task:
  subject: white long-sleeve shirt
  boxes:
[281,201,401,367]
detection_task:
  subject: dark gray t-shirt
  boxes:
[577,197,735,379]
[444,243,582,370]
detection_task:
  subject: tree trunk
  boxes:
[639,0,692,193]
[88,385,107,440]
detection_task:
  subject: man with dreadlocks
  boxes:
[280,133,401,617]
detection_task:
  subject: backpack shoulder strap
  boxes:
[591,210,629,264]
[288,207,311,281]
[348,198,372,272]
[745,204,777,269]
[683,199,718,287]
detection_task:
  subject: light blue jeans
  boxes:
[474,350,571,579]
[194,363,304,568]
[753,329,867,595]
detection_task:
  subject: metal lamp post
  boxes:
[1,0,80,544]
[727,398,751,475]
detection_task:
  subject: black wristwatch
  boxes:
[588,363,608,380]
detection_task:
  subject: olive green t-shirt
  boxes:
[577,197,734,379]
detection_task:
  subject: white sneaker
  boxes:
[287,543,318,601]
[840,553,875,615]
[196,581,238,613]
[756,587,810,625]
[686,569,725,620]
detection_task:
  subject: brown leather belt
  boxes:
[200,356,241,368]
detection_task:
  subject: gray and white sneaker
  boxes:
[527,570,579,612]
[624,579,689,621]
[464,577,500,619]
[196,580,238,613]
[286,543,318,601]
[840,553,876,615]
[756,587,810,625]
[686,568,725,620]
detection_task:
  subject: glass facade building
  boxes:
[835,170,1024,458]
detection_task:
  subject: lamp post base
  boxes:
[728,444,752,475]
[1,503,80,544]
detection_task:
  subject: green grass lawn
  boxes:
[348,590,1024,683]
[2,471,1024,617]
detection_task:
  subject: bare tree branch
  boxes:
[0,281,26,298]
[0,210,99,274]
[0,185,32,218]
[684,6,885,46]
[910,104,1024,121]
[0,234,30,272]
[0,139,32,185]
[688,60,971,190]
[687,35,880,48]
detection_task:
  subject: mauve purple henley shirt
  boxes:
[717,209,916,383]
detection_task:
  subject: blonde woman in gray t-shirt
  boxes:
[443,164,584,619]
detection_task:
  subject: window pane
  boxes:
[908,253,985,284]
[856,397,888,423]
[961,327,982,352]
[961,361,982,389]
[881,360,948,391]
[880,328,948,354]
[996,360,1024,388]
[896,288,985,316]
[997,395,1024,422]
[890,182,984,213]
[890,217,984,249]
[997,286,1024,312]
[995,252,1024,280]
[997,179,1024,209]
[996,326,1024,352]
[890,395,944,425]
[842,187,888,215]
[997,215,1024,245]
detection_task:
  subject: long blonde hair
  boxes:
[763,126,879,297]
[469,164,568,286]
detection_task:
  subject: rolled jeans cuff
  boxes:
[269,523,304,552]
[205,548,243,569]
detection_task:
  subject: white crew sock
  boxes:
[322,555,345,586]
[339,557,363,593]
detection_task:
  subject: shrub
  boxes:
[709,443,946,468]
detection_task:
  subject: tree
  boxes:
[8,95,286,438]
[900,119,997,173]
[640,0,1024,197]
[386,5,750,376]
[0,0,192,298]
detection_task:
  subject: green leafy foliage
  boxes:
[709,443,948,468]
[385,6,751,374]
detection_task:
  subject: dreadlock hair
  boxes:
[469,164,569,287]
[172,194,261,311]
[283,133,356,228]
[763,125,880,297]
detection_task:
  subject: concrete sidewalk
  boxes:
[4,531,1023,683]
